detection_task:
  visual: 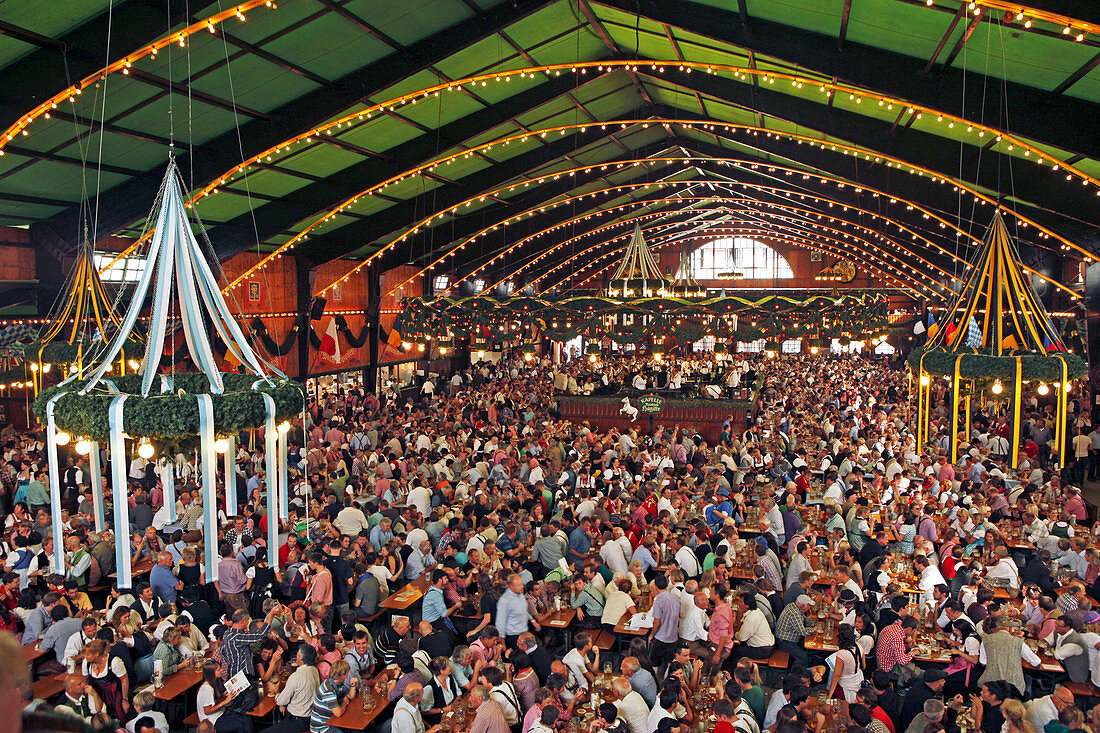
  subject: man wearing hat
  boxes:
[898,670,948,727]
[774,594,816,667]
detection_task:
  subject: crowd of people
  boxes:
[2,347,1100,733]
[551,350,758,399]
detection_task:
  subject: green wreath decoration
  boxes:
[907,346,1087,382]
[34,373,304,451]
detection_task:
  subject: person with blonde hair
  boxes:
[309,659,358,733]
[1002,699,1037,733]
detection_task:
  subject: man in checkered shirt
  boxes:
[774,594,816,667]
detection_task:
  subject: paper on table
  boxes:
[226,670,250,697]
[626,612,654,630]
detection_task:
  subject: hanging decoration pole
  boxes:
[278,426,289,518]
[965,393,971,444]
[89,441,104,533]
[109,396,131,589]
[261,394,279,569]
[224,435,237,518]
[951,357,963,464]
[44,395,67,575]
[1057,356,1069,470]
[162,459,176,525]
[197,395,219,583]
[1011,358,1023,470]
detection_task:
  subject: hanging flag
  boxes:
[913,320,926,335]
[925,311,938,339]
[1001,334,1019,350]
[944,321,958,344]
[319,318,340,361]
[387,313,405,349]
[965,316,982,347]
[1043,333,1057,352]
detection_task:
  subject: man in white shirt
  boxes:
[612,676,651,733]
[984,546,1020,589]
[600,530,630,576]
[732,590,774,659]
[915,556,947,609]
[391,683,428,733]
[406,483,432,518]
[673,537,700,579]
[1027,687,1075,733]
[333,503,369,537]
[563,634,599,691]
[1056,538,1090,581]
[679,592,709,642]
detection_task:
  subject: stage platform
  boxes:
[555,392,753,444]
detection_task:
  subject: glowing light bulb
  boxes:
[128,359,140,370]
[214,439,229,454]
[1065,382,1072,393]
[919,374,930,386]
[69,365,79,373]
[54,431,71,446]
[42,364,51,373]
[74,440,91,456]
[810,347,819,355]
[29,363,38,372]
[991,380,1003,395]
[137,440,155,459]
[1037,382,1049,395]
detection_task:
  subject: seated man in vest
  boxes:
[1051,612,1091,684]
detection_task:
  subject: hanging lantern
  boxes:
[137,438,155,459]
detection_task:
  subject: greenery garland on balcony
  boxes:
[34,373,304,451]
[907,346,1087,382]
[400,292,902,345]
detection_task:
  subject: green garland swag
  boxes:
[907,346,1087,382]
[23,340,143,365]
[0,366,29,386]
[34,373,304,451]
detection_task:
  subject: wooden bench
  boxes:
[1062,681,1100,699]
[765,650,790,669]
[182,713,201,728]
[360,609,386,625]
[32,675,67,700]
[594,629,617,651]
[759,649,791,685]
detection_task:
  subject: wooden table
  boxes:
[613,610,649,638]
[539,608,577,629]
[110,557,155,579]
[248,694,279,720]
[326,671,395,730]
[806,624,1064,675]
[22,642,45,664]
[380,575,430,611]
[153,665,204,701]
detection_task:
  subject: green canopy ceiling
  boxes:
[0,0,1098,304]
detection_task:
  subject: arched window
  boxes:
[690,237,794,279]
